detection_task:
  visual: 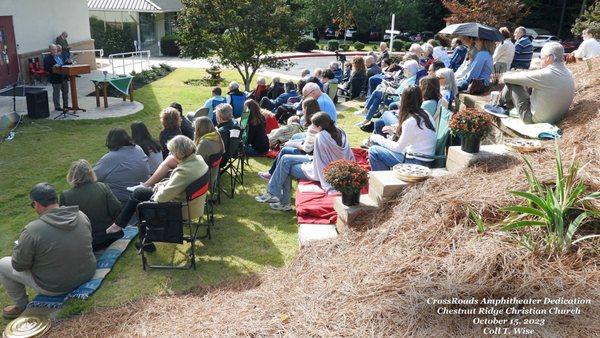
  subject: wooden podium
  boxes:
[55,64,91,112]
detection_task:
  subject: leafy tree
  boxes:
[295,0,430,38]
[572,2,600,36]
[177,0,301,91]
[441,0,530,28]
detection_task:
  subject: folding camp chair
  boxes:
[229,92,247,119]
[337,76,365,101]
[403,104,453,168]
[326,82,338,103]
[219,128,244,198]
[206,153,222,224]
[137,171,210,270]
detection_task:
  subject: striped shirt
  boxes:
[511,36,533,69]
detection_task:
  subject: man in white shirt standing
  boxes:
[573,28,600,60]
[493,27,515,73]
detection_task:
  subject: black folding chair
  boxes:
[137,171,210,270]
[206,153,222,225]
[337,75,366,101]
[219,129,245,198]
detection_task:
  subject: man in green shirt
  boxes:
[0,183,96,319]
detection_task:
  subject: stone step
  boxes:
[333,194,378,229]
[298,223,338,247]
[367,169,449,205]
[368,171,410,205]
[446,144,512,173]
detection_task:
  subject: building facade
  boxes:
[88,0,182,55]
[0,0,95,88]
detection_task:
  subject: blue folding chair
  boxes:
[229,93,247,119]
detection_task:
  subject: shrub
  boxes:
[573,2,600,36]
[449,108,493,138]
[339,43,350,51]
[327,40,339,51]
[160,34,180,56]
[296,37,317,52]
[371,45,379,51]
[353,41,365,51]
[500,144,600,254]
[324,160,368,194]
[89,17,136,55]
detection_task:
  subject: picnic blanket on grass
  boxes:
[295,148,370,224]
[27,225,138,309]
[501,116,562,140]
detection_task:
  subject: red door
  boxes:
[0,16,18,89]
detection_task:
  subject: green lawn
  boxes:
[0,67,365,328]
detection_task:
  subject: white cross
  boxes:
[385,14,400,52]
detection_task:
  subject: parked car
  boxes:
[561,39,581,53]
[532,35,561,52]
[524,28,539,39]
[345,28,357,41]
[369,29,382,41]
[324,26,337,39]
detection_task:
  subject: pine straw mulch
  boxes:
[50,60,600,337]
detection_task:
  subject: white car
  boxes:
[345,28,357,40]
[532,35,561,51]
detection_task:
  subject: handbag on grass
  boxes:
[467,79,486,95]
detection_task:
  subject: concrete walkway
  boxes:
[0,70,144,121]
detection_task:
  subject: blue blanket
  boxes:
[27,225,138,309]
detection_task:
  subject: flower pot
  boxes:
[460,134,481,153]
[341,190,361,206]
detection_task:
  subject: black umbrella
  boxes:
[438,22,503,41]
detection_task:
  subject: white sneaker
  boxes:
[354,120,368,127]
[354,109,366,116]
[258,171,271,181]
[269,202,292,211]
[255,193,279,203]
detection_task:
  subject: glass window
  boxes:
[139,13,156,44]
[164,12,178,35]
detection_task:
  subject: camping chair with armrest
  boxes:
[187,107,209,122]
[206,153,222,224]
[219,127,244,198]
[136,170,211,270]
[337,75,366,101]
[229,92,247,119]
[403,104,453,169]
[326,82,338,103]
[28,57,48,85]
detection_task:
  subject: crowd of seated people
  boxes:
[3,24,589,318]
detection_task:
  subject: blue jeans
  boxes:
[267,154,311,204]
[290,132,306,141]
[244,145,267,157]
[368,145,429,171]
[367,74,384,99]
[269,146,304,174]
[373,110,399,136]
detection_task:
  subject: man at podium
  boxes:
[43,44,69,112]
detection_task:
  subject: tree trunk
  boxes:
[580,0,588,16]
[557,0,567,37]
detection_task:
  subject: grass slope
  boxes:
[0,67,367,327]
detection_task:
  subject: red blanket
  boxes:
[295,148,370,224]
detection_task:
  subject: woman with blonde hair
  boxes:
[60,159,123,250]
[159,107,182,159]
[194,116,225,187]
[106,135,209,252]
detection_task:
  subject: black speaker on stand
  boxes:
[26,89,49,119]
